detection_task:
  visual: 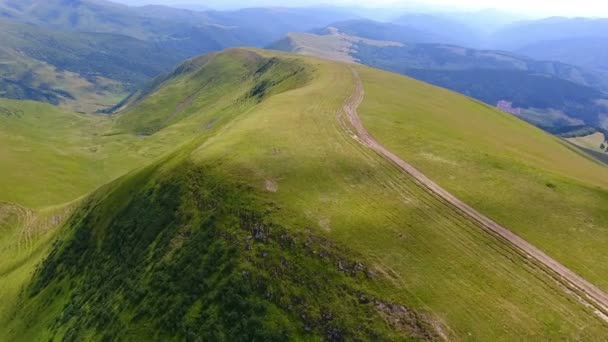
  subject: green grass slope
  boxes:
[1,49,436,341]
[356,65,608,291]
[0,91,214,326]
[2,49,608,340]
[0,99,190,209]
[5,155,440,341]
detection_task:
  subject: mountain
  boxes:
[487,17,608,72]
[390,9,528,48]
[0,0,357,109]
[0,0,161,39]
[270,28,608,131]
[440,9,528,35]
[3,48,608,340]
[391,13,481,47]
[489,17,608,51]
[0,0,356,43]
[517,36,608,72]
[203,7,359,44]
[386,14,608,73]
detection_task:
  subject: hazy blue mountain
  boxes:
[518,37,608,72]
[392,13,481,47]
[0,18,197,111]
[488,17,608,51]
[440,9,528,35]
[354,41,608,131]
[0,0,356,42]
[390,9,528,48]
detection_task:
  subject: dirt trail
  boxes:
[343,67,608,317]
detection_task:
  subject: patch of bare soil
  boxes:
[264,179,279,193]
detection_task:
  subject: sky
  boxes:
[116,0,608,17]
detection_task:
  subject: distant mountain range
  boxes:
[2,0,608,129]
[490,18,608,72]
[392,14,608,72]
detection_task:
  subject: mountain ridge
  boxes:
[3,48,608,339]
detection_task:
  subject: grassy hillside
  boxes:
[0,99,192,208]
[4,155,440,341]
[356,64,608,291]
[0,49,436,340]
[2,49,608,340]
[115,49,312,135]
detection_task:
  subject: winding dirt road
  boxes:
[343,67,608,318]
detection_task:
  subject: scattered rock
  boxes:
[337,260,367,276]
[358,294,370,304]
[375,300,439,340]
[252,223,267,241]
